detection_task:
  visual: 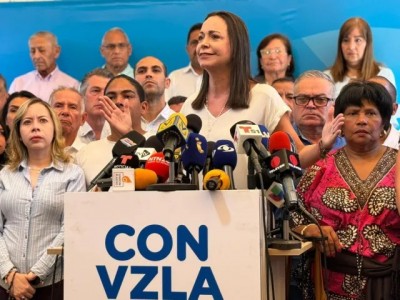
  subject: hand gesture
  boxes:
[321,106,344,150]
[99,96,133,137]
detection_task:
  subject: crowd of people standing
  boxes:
[0,10,399,300]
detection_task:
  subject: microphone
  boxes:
[87,131,145,191]
[186,114,202,133]
[212,140,237,190]
[135,169,158,190]
[266,131,302,209]
[230,122,263,181]
[144,135,164,152]
[230,121,269,161]
[203,141,216,176]
[203,169,231,190]
[181,133,208,189]
[96,168,158,191]
[156,113,189,161]
[144,152,170,183]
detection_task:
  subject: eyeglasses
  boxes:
[260,48,285,56]
[102,43,130,51]
[294,96,333,107]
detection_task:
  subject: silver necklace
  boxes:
[204,99,228,138]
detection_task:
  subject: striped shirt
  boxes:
[0,160,86,288]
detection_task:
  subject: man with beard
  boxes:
[165,23,203,100]
[100,27,134,77]
[49,87,87,158]
[9,31,79,102]
[292,70,346,147]
[135,56,174,135]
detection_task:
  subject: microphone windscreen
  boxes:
[186,114,202,133]
[144,135,164,152]
[229,120,255,139]
[169,112,188,125]
[181,133,208,172]
[135,169,158,190]
[203,169,231,190]
[269,131,292,153]
[145,152,169,183]
[112,130,146,156]
[212,140,237,169]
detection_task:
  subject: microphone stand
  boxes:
[267,194,302,250]
[147,157,197,191]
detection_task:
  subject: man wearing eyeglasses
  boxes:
[292,70,346,148]
[100,27,134,77]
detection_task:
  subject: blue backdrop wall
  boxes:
[1,0,400,95]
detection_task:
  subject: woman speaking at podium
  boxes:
[180,11,344,189]
[0,99,86,300]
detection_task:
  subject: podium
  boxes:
[63,190,310,299]
[64,190,263,299]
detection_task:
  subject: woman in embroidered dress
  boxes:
[180,11,344,189]
[292,81,400,299]
[0,98,86,300]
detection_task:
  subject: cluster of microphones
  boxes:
[88,112,303,209]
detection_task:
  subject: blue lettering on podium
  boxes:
[190,267,223,300]
[97,265,222,299]
[162,267,187,299]
[138,225,172,261]
[96,265,128,299]
[106,224,135,261]
[99,224,221,299]
[177,225,208,261]
[130,266,158,299]
[105,224,208,261]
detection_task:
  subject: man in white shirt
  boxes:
[76,75,147,186]
[166,23,203,101]
[78,68,113,143]
[49,87,87,158]
[100,27,134,77]
[135,56,174,135]
[9,31,79,102]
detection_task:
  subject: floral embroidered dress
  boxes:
[293,147,400,299]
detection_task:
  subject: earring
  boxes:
[380,130,387,138]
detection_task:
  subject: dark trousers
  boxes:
[0,281,63,300]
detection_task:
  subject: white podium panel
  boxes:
[64,190,261,300]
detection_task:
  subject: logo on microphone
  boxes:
[289,153,299,167]
[139,150,151,158]
[270,156,281,169]
[120,138,137,148]
[216,144,235,152]
[195,137,205,153]
[122,176,132,183]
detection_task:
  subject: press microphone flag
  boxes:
[233,124,263,155]
[156,113,189,161]
[212,140,237,189]
[266,131,302,209]
[181,133,208,189]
